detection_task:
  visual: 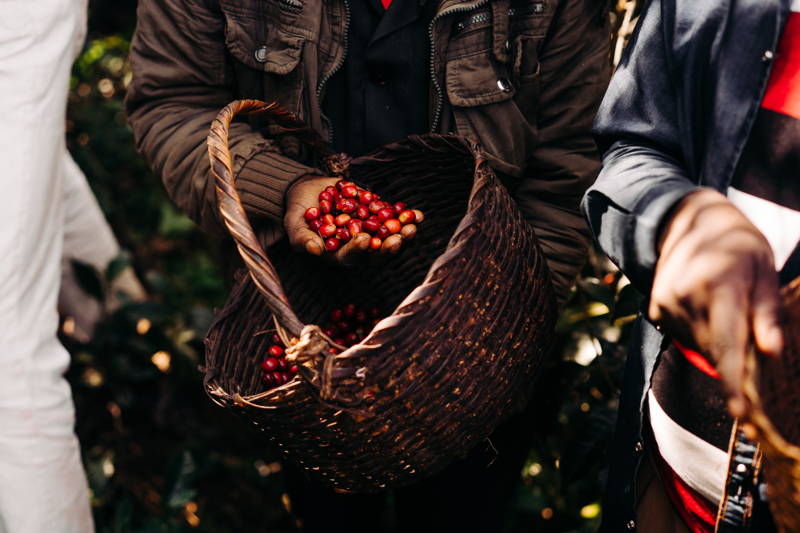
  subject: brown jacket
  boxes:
[125,0,609,303]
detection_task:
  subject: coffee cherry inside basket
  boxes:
[304,179,422,254]
[261,333,299,389]
[322,304,385,355]
[259,305,384,391]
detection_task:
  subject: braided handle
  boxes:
[207,99,331,338]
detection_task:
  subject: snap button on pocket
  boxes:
[497,78,513,92]
[254,45,268,63]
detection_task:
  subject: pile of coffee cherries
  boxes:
[304,179,421,253]
[322,303,383,354]
[260,334,299,388]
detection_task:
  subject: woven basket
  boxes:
[203,99,557,493]
[741,276,800,532]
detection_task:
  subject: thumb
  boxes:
[288,222,324,256]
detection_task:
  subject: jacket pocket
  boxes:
[220,3,305,75]
[446,51,515,107]
[446,52,535,177]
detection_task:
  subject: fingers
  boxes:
[380,234,403,254]
[294,226,324,256]
[708,288,749,418]
[751,266,783,357]
[334,233,370,264]
[286,211,324,256]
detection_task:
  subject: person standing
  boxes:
[583,0,800,530]
[0,1,94,531]
[126,0,609,529]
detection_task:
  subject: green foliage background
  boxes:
[64,2,642,531]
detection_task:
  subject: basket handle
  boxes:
[207,99,333,338]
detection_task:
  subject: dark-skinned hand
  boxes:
[283,176,417,264]
[649,188,784,418]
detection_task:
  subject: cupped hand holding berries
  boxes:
[284,176,423,263]
[285,176,371,262]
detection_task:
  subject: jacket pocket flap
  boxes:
[446,53,515,107]
[222,11,304,75]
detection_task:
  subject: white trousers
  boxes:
[0,1,93,532]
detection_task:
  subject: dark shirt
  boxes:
[322,0,436,157]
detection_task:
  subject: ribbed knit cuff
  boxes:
[236,150,323,223]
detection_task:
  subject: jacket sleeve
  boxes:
[581,0,699,294]
[125,0,322,235]
[513,0,611,305]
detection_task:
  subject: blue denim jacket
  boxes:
[582,0,791,530]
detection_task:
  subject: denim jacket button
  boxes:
[762,50,774,62]
[497,78,513,92]
[254,46,268,63]
[627,519,636,530]
[634,441,643,453]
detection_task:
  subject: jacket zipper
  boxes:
[508,2,546,17]
[316,0,350,143]
[279,0,303,11]
[454,11,490,34]
[428,0,490,132]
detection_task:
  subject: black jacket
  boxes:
[582,0,791,530]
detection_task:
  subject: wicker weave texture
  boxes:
[203,100,557,492]
[741,276,800,532]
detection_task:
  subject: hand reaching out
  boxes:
[649,189,784,418]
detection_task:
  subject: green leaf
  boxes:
[106,251,131,282]
[71,259,105,300]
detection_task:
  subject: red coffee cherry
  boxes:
[369,201,384,214]
[370,237,383,249]
[398,209,416,224]
[319,199,332,215]
[322,214,335,225]
[355,205,370,220]
[358,190,374,204]
[318,223,337,238]
[304,207,320,222]
[335,227,352,242]
[377,208,394,223]
[319,190,334,203]
[346,219,363,236]
[334,213,351,226]
[330,308,343,322]
[268,345,284,357]
[376,226,391,240]
[308,218,324,232]
[261,357,280,372]
[363,218,381,234]
[325,237,341,252]
[341,184,358,198]
[384,219,402,234]
[393,202,406,215]
[336,198,357,213]
[343,304,357,318]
